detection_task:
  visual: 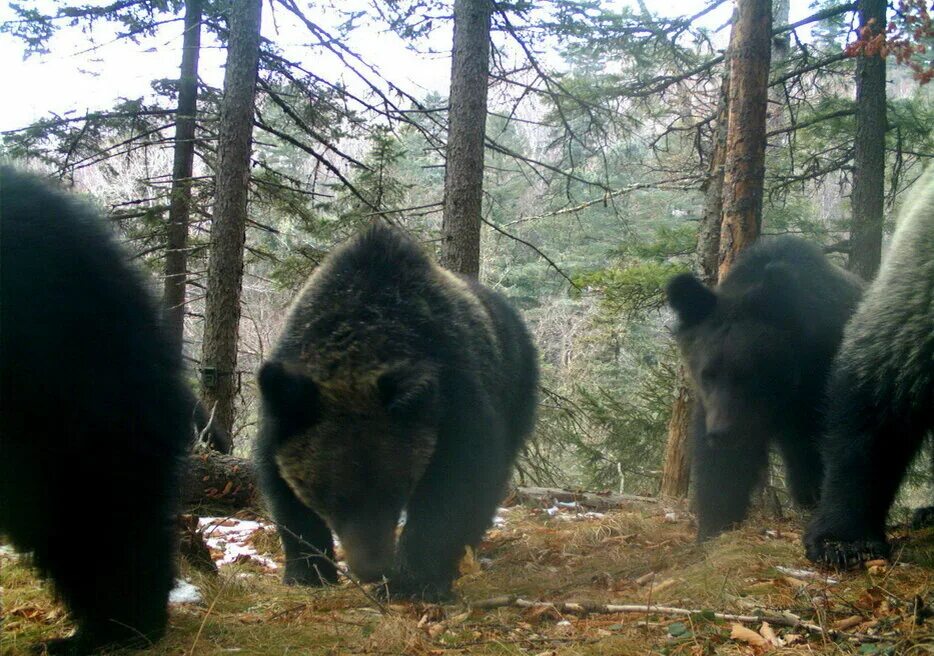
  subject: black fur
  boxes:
[255,224,539,599]
[805,169,934,567]
[0,168,190,653]
[667,237,864,540]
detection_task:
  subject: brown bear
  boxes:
[255,224,539,599]
[667,237,863,540]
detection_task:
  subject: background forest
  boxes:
[2,0,933,505]
[7,2,934,655]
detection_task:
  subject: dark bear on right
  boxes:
[805,168,934,567]
[668,237,864,540]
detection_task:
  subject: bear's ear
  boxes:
[667,273,717,326]
[258,361,320,434]
[377,366,438,420]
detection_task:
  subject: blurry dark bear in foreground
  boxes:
[255,224,539,600]
[806,168,934,567]
[0,167,190,654]
[667,237,863,540]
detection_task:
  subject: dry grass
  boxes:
[2,503,933,655]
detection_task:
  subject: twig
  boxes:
[197,401,218,445]
[468,597,886,643]
[272,522,391,615]
[502,177,700,228]
[480,218,581,291]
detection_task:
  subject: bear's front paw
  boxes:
[804,521,889,570]
[283,560,338,587]
[34,636,84,656]
[38,625,160,655]
[805,538,890,569]
[379,577,454,603]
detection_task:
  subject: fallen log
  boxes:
[180,459,663,516]
[513,486,659,511]
[181,449,258,514]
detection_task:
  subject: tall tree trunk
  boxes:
[200,0,262,445]
[770,0,790,62]
[697,67,732,287]
[163,0,203,354]
[755,0,790,517]
[659,22,734,501]
[766,0,790,165]
[848,0,887,281]
[439,0,491,278]
[660,382,692,498]
[717,0,773,278]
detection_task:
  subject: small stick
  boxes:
[197,401,218,445]
[469,596,886,643]
[272,522,391,615]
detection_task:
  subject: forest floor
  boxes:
[2,497,933,655]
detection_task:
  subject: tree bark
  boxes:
[766,0,790,162]
[848,0,887,281]
[770,0,790,63]
[697,62,732,286]
[439,0,492,278]
[659,23,735,501]
[659,382,693,499]
[717,0,773,279]
[200,0,262,444]
[162,0,203,354]
[513,486,658,510]
[177,454,662,516]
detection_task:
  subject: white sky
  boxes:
[0,0,453,132]
[0,0,823,133]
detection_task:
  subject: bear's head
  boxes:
[258,359,440,582]
[666,265,808,446]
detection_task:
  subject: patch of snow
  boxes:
[775,566,837,584]
[492,507,512,526]
[169,578,202,605]
[198,517,279,570]
[0,545,18,558]
[554,511,605,521]
[664,511,678,522]
[541,504,606,522]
